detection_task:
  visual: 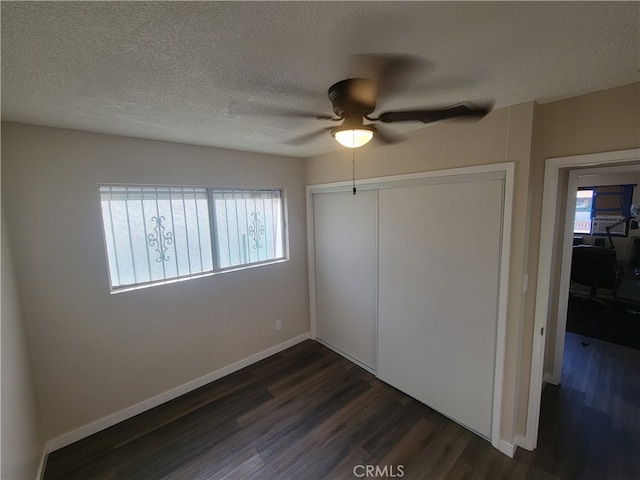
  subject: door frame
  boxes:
[306,161,515,454]
[525,148,640,451]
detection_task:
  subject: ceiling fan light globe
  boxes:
[333,128,373,148]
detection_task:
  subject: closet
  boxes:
[309,165,512,444]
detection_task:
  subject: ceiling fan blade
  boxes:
[284,127,334,145]
[372,124,404,145]
[228,99,334,120]
[352,54,432,100]
[377,103,492,124]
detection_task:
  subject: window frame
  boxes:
[98,184,289,294]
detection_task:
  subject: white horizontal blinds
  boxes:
[211,189,284,269]
[99,186,213,288]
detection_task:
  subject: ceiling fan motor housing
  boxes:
[328,78,379,118]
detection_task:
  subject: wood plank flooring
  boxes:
[532,331,640,480]
[43,334,640,479]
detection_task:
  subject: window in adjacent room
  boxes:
[573,189,594,234]
[99,186,287,292]
[572,184,636,236]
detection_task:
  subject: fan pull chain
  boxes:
[352,147,356,195]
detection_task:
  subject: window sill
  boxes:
[109,257,289,294]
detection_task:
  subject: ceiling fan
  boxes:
[232,55,492,148]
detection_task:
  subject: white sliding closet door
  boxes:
[377,176,503,438]
[313,190,377,370]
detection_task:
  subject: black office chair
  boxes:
[571,245,623,303]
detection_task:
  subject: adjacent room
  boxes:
[2,2,639,479]
[566,175,640,349]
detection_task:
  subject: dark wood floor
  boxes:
[533,331,640,480]
[44,334,640,479]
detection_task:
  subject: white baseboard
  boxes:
[498,438,518,458]
[45,333,310,453]
[514,434,529,451]
[543,372,559,385]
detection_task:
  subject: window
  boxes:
[573,184,636,236]
[99,186,287,292]
[574,189,594,234]
[211,189,284,269]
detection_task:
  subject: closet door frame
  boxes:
[307,161,514,453]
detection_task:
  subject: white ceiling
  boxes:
[2,2,639,158]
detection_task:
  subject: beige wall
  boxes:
[534,82,640,160]
[1,209,46,479]
[306,102,537,444]
[1,122,310,441]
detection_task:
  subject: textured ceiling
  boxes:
[2,2,639,158]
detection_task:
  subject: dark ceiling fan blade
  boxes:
[377,103,492,124]
[228,99,334,120]
[351,54,433,100]
[371,124,404,145]
[284,126,334,145]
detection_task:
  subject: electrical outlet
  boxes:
[275,320,282,331]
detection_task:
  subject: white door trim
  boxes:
[525,148,640,451]
[306,161,515,453]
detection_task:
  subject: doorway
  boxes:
[548,163,640,385]
[558,166,640,363]
[526,148,640,450]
